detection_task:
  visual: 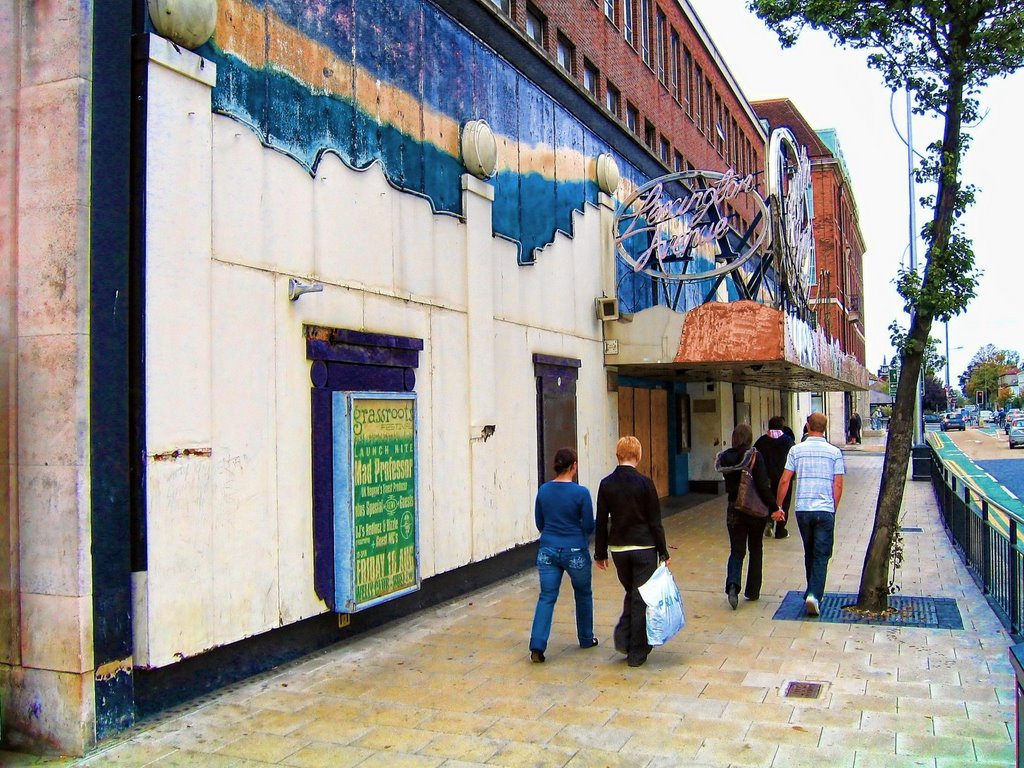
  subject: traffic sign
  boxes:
[888,366,899,397]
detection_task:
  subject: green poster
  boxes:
[350,397,418,605]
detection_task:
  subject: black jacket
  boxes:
[716,447,777,510]
[595,465,669,561]
[753,432,795,499]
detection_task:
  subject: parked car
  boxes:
[980,409,994,425]
[1006,409,1022,433]
[924,413,942,425]
[942,412,966,431]
[1009,418,1024,448]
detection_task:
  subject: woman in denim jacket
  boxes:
[529,447,599,663]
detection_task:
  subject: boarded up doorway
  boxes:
[617,386,669,497]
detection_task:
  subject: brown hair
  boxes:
[731,423,753,451]
[553,447,577,475]
[807,412,827,433]
[615,436,642,463]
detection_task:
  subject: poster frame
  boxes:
[332,391,420,613]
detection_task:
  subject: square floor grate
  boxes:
[784,681,823,699]
[772,592,963,629]
[899,526,923,532]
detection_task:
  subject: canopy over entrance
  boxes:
[607,301,869,393]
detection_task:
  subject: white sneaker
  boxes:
[804,595,820,617]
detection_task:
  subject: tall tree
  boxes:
[749,0,1024,612]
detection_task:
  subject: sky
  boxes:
[686,0,1024,387]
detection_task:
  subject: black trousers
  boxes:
[611,548,659,665]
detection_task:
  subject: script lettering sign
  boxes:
[613,169,770,281]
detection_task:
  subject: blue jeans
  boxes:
[530,546,595,653]
[795,509,835,601]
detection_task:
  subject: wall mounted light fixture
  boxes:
[288,278,324,301]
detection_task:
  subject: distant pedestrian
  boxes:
[848,412,862,444]
[871,408,881,430]
[776,412,845,617]
[754,416,796,539]
[529,447,598,663]
[716,424,782,609]
[595,436,670,668]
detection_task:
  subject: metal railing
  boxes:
[929,443,1023,640]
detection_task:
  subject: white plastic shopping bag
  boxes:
[637,563,685,646]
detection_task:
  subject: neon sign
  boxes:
[768,128,815,306]
[613,169,770,281]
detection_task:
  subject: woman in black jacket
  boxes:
[595,436,670,667]
[715,424,782,609]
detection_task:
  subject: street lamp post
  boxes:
[906,87,924,446]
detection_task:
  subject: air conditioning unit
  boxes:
[596,297,619,321]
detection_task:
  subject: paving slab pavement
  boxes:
[7,440,1016,767]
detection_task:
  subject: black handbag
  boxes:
[734,451,770,518]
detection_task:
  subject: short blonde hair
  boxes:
[615,436,642,463]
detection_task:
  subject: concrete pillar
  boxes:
[0,0,97,754]
[462,174,497,560]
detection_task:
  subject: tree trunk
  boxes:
[854,61,968,613]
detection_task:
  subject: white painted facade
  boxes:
[133,42,617,667]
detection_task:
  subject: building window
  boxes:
[660,136,670,164]
[644,119,656,150]
[526,5,545,45]
[487,0,511,11]
[694,64,703,123]
[704,78,712,137]
[626,102,639,133]
[731,117,739,168]
[606,82,621,116]
[674,151,684,172]
[583,60,599,97]
[604,0,615,23]
[556,34,574,74]
[656,9,667,82]
[670,30,681,101]
[640,0,651,65]
[623,0,634,45]
[684,49,693,114]
[714,94,724,154]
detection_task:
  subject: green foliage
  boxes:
[888,322,945,376]
[748,0,1024,613]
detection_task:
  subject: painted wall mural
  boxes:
[199,0,777,313]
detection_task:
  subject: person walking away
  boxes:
[775,412,845,616]
[595,436,670,667]
[716,424,784,609]
[754,416,796,539]
[850,411,862,444]
[529,447,599,663]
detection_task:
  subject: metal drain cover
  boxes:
[784,681,823,699]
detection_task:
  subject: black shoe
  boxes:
[581,637,599,649]
[775,531,790,539]
[627,655,648,667]
[745,594,759,601]
[530,650,545,663]
[727,585,739,610]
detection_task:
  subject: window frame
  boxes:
[606,81,621,116]
[525,4,546,46]
[583,59,599,97]
[556,33,575,75]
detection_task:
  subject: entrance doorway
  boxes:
[617,386,669,497]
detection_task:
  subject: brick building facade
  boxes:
[752,99,867,365]
[483,0,766,231]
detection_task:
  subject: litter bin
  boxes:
[911,443,931,481]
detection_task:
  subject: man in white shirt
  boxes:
[774,412,845,617]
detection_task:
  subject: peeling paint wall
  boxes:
[135,36,616,667]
